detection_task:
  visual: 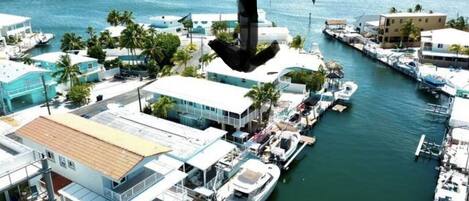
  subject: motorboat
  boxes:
[216,159,280,201]
[270,131,301,162]
[335,81,358,101]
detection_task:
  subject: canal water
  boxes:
[1,0,467,200]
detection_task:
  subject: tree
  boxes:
[216,32,235,44]
[199,53,216,69]
[211,21,228,35]
[285,69,326,92]
[400,20,420,47]
[107,9,121,26]
[389,7,397,13]
[21,56,33,65]
[147,59,159,79]
[447,17,468,31]
[414,4,422,12]
[407,8,413,13]
[151,96,175,118]
[448,44,464,67]
[159,65,173,77]
[68,83,92,105]
[245,85,267,124]
[290,35,304,51]
[86,27,99,49]
[171,49,192,68]
[263,83,280,117]
[99,30,117,49]
[120,10,134,26]
[87,43,106,64]
[52,54,82,89]
[120,23,145,66]
[182,19,193,44]
[180,66,199,77]
[154,33,181,66]
[60,32,85,52]
[309,70,326,92]
[141,34,165,64]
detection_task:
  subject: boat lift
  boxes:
[415,134,443,159]
[283,135,316,170]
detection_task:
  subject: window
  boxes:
[394,28,398,32]
[88,63,93,69]
[46,150,55,162]
[385,28,389,33]
[399,19,403,23]
[418,18,422,22]
[391,19,395,24]
[68,160,76,170]
[437,44,443,48]
[425,18,428,23]
[201,21,208,24]
[59,156,67,168]
[438,18,442,23]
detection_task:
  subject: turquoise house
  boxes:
[0,60,56,114]
[32,52,102,84]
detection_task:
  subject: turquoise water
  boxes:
[2,0,467,200]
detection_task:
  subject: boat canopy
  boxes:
[187,140,236,171]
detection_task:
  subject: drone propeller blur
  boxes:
[208,0,280,73]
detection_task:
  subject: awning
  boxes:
[145,155,184,175]
[187,140,236,171]
[58,183,107,201]
[130,170,187,201]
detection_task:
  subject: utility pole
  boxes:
[41,74,51,115]
[137,87,142,112]
[41,158,55,201]
[0,82,7,115]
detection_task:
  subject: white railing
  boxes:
[175,105,259,127]
[104,173,160,201]
[5,83,44,96]
[0,157,42,191]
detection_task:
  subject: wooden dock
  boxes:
[300,135,316,145]
[332,104,347,112]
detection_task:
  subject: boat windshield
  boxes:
[234,190,250,199]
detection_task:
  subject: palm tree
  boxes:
[400,20,420,47]
[447,17,469,31]
[120,23,145,66]
[52,54,82,89]
[171,49,192,68]
[407,8,413,13]
[211,21,228,35]
[290,35,304,51]
[120,11,134,26]
[245,85,268,124]
[151,96,175,118]
[199,53,216,69]
[449,44,464,67]
[389,7,398,13]
[60,32,85,52]
[414,4,422,12]
[147,59,160,79]
[263,83,280,118]
[107,10,121,26]
[86,26,99,48]
[159,65,173,77]
[21,56,33,65]
[141,35,165,64]
[182,19,193,44]
[99,30,116,49]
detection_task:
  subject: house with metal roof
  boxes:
[0,13,32,38]
[16,113,188,201]
[143,75,261,131]
[31,52,103,88]
[0,59,56,114]
[419,28,469,68]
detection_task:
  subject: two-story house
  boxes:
[0,13,32,38]
[16,113,188,201]
[0,59,56,114]
[419,28,469,69]
[377,12,447,48]
[31,52,103,88]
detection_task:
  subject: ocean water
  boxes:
[1,0,468,200]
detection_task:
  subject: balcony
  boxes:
[104,168,162,201]
[174,105,259,128]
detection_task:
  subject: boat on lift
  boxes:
[270,130,301,162]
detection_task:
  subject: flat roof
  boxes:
[206,44,323,83]
[131,169,187,201]
[143,76,253,114]
[450,97,469,128]
[0,13,30,27]
[58,183,107,201]
[381,12,446,18]
[421,28,469,46]
[187,139,236,171]
[32,52,97,65]
[91,109,226,161]
[452,128,469,143]
[16,114,170,180]
[421,50,469,58]
[0,59,49,83]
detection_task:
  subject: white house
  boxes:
[0,135,44,201]
[419,28,469,68]
[0,13,32,38]
[353,14,379,35]
[258,27,292,45]
[16,113,188,201]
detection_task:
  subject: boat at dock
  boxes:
[269,129,301,163]
[334,81,358,102]
[216,159,280,201]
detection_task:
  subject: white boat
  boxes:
[270,131,301,162]
[216,159,280,201]
[335,81,358,101]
